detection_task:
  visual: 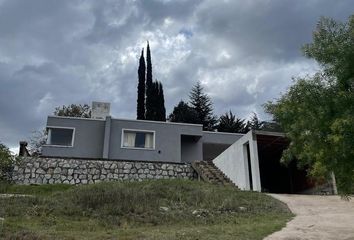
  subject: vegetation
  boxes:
[168,100,199,124]
[147,81,166,121]
[246,112,264,131]
[265,15,354,194]
[27,103,92,155]
[0,143,14,181]
[0,180,292,239]
[138,42,166,121]
[28,129,47,156]
[54,104,91,118]
[0,182,72,196]
[217,111,248,133]
[137,49,146,120]
[189,81,218,130]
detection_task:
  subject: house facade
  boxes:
[42,116,243,164]
[41,114,334,194]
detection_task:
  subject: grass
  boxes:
[0,181,73,196]
[0,180,293,239]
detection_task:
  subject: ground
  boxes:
[265,194,354,240]
[0,180,292,240]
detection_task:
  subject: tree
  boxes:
[146,81,166,122]
[265,15,354,194]
[142,42,166,121]
[261,121,283,132]
[169,100,198,124]
[54,104,91,118]
[145,41,154,120]
[217,111,248,133]
[246,112,264,130]
[0,143,14,181]
[156,81,166,121]
[137,49,146,120]
[189,81,217,131]
[28,129,47,156]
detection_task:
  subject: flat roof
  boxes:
[254,130,286,138]
[203,131,245,136]
[48,115,203,127]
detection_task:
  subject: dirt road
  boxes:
[264,194,354,240]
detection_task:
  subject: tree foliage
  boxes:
[246,112,264,131]
[147,81,166,121]
[217,111,248,133]
[54,104,91,118]
[0,143,14,181]
[145,42,154,120]
[28,129,47,156]
[137,49,146,120]
[169,101,198,124]
[265,15,354,194]
[189,82,217,131]
[143,42,166,121]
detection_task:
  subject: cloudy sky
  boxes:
[0,0,353,151]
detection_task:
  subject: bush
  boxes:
[0,143,15,181]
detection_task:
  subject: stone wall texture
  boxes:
[11,157,196,185]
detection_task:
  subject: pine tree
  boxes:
[137,49,146,120]
[217,111,248,133]
[246,112,264,130]
[189,81,217,130]
[145,41,154,120]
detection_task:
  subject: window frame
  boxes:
[46,126,76,148]
[121,128,156,150]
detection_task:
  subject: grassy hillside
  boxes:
[0,180,292,239]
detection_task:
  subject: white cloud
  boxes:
[0,0,352,149]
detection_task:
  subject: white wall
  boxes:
[213,131,261,191]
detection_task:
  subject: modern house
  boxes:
[41,102,334,194]
[42,115,242,164]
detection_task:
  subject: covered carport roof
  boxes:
[254,130,289,146]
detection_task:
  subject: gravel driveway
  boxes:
[264,194,354,240]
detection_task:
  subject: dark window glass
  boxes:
[135,132,146,148]
[50,128,74,146]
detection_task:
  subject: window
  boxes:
[122,129,155,149]
[46,127,75,147]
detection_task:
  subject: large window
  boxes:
[122,129,155,149]
[46,127,75,147]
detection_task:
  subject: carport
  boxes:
[256,132,313,193]
[213,130,318,193]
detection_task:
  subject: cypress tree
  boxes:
[145,41,154,120]
[137,49,146,120]
[156,81,166,121]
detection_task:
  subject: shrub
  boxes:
[0,143,15,181]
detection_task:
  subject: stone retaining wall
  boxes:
[11,157,196,185]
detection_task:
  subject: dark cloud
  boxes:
[0,0,353,150]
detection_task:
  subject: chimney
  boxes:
[91,101,110,120]
[19,141,30,157]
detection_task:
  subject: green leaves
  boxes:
[0,143,14,181]
[265,15,354,194]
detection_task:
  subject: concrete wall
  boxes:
[108,118,202,162]
[42,117,105,159]
[11,157,196,185]
[202,131,244,161]
[42,116,203,163]
[181,136,202,163]
[213,131,261,191]
[202,131,244,145]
